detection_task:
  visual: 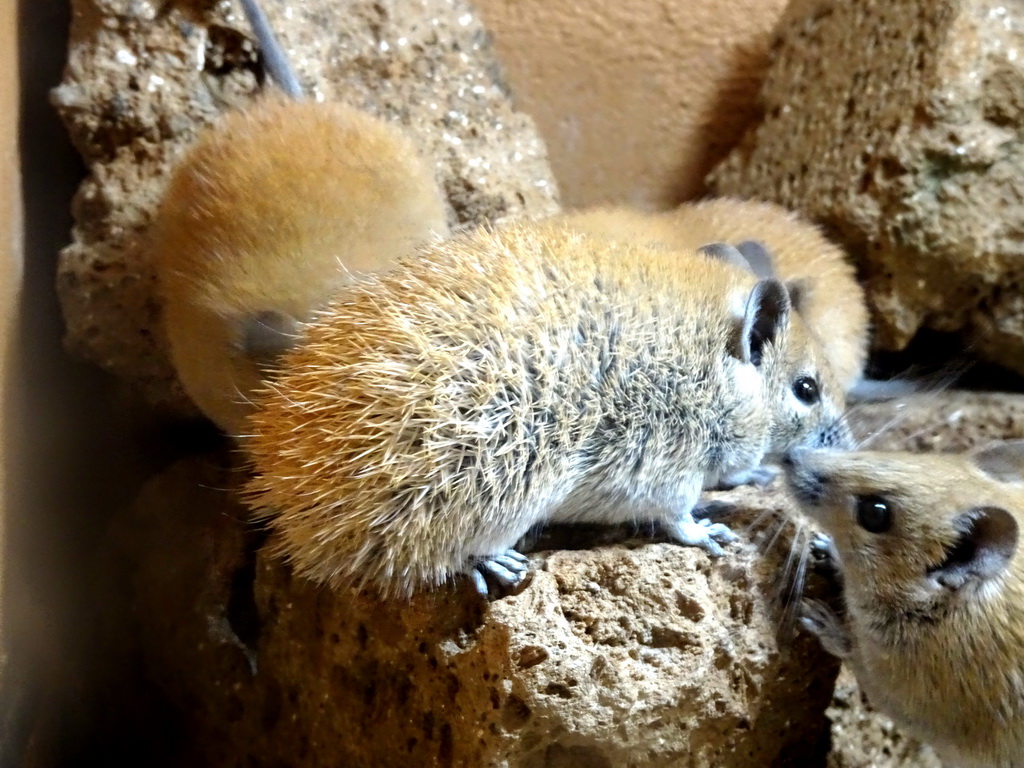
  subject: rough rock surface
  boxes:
[93,389,1024,766]
[708,0,1024,376]
[826,669,941,768]
[106,456,839,767]
[52,0,560,411]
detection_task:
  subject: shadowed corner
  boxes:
[1,0,184,765]
[677,32,775,207]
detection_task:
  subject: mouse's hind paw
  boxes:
[469,549,531,598]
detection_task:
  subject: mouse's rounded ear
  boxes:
[784,278,810,316]
[736,278,791,367]
[735,240,777,280]
[239,309,301,369]
[932,506,1019,591]
[968,440,1024,484]
[698,242,751,272]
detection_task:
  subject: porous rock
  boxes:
[53,0,560,411]
[107,390,1024,766]
[826,669,942,768]
[109,455,838,767]
[708,0,1024,376]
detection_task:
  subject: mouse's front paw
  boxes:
[799,598,852,659]
[809,532,843,584]
[669,515,739,557]
[469,549,531,598]
[714,465,779,490]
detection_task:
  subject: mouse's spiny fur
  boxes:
[785,443,1024,767]
[551,197,870,394]
[153,95,448,435]
[244,223,848,598]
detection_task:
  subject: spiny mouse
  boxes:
[785,441,1024,768]
[550,198,871,395]
[151,0,449,436]
[243,222,851,598]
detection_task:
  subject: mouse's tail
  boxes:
[238,0,304,99]
[846,376,919,402]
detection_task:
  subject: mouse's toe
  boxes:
[469,549,532,598]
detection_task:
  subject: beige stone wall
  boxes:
[475,0,788,209]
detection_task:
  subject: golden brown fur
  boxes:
[549,198,869,393]
[153,95,448,434]
[244,223,849,597]
[787,444,1024,768]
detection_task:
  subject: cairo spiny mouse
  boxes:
[151,0,449,436]
[550,198,871,395]
[243,222,851,598]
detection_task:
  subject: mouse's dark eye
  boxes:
[856,494,893,533]
[793,376,820,405]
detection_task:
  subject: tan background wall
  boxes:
[476,0,788,209]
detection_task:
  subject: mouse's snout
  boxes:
[821,416,854,450]
[783,447,830,507]
[782,445,815,472]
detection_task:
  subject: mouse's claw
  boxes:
[810,532,834,560]
[810,532,837,567]
[470,567,490,597]
[470,549,531,597]
[492,552,530,573]
[798,598,829,633]
[808,531,843,587]
[481,559,519,583]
